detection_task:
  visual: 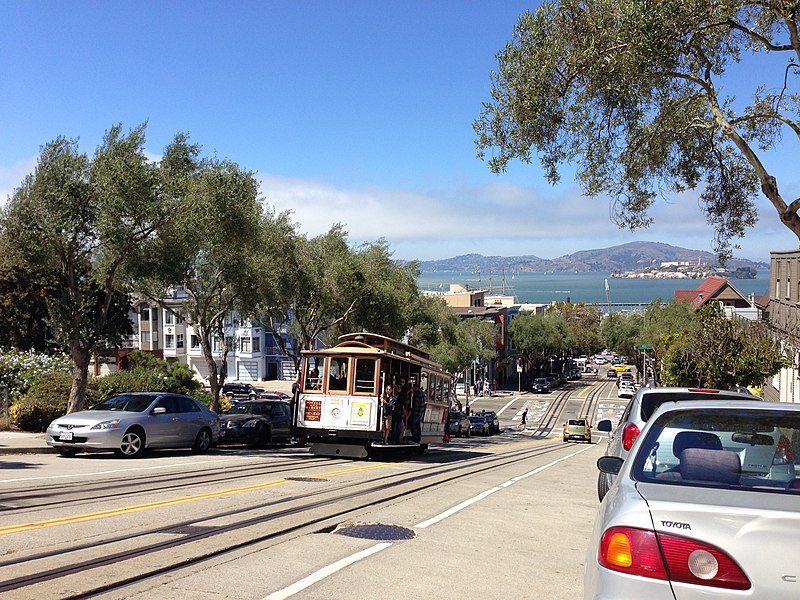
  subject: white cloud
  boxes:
[257,173,792,262]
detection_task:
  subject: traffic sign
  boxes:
[636,344,654,350]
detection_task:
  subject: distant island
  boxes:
[418,241,768,276]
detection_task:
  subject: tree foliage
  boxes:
[254,225,424,367]
[475,0,800,261]
[509,311,571,372]
[1,124,172,412]
[546,301,603,355]
[661,303,789,387]
[132,138,277,412]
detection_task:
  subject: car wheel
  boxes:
[192,428,212,453]
[117,428,146,458]
[293,436,307,447]
[597,472,611,502]
[255,426,271,448]
[56,447,78,457]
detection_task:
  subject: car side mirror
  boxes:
[597,419,613,432]
[152,406,167,415]
[597,456,624,475]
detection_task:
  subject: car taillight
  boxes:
[622,422,640,451]
[659,533,750,590]
[599,527,667,579]
[599,527,750,590]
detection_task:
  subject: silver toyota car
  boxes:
[585,399,800,599]
[46,392,220,457]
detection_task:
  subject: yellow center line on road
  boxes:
[0,463,386,536]
[572,379,602,398]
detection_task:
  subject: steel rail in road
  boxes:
[1,454,340,514]
[0,438,572,598]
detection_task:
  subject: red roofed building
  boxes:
[674,276,759,320]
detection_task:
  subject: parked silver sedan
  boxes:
[46,392,220,458]
[585,399,800,599]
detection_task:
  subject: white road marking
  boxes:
[262,542,392,600]
[496,397,518,416]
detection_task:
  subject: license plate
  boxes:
[59,431,74,441]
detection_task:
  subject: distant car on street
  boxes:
[468,414,489,436]
[448,410,471,438]
[477,410,500,434]
[617,382,636,399]
[532,378,550,393]
[222,382,263,401]
[563,418,592,443]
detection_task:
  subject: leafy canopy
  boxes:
[476,0,800,261]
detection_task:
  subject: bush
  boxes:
[10,371,101,432]
[0,348,73,398]
[94,368,171,399]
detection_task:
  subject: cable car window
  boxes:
[304,356,324,392]
[329,357,349,392]
[354,359,376,394]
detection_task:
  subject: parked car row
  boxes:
[449,409,501,437]
[46,391,303,457]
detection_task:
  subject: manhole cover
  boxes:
[286,476,327,482]
[333,522,415,541]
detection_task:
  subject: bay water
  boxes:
[416,271,770,306]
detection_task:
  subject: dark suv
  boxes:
[221,383,262,402]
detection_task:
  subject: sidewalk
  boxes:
[0,430,52,455]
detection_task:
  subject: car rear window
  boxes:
[640,391,757,421]
[568,419,586,426]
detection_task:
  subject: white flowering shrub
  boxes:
[0,349,73,399]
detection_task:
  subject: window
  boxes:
[354,358,376,394]
[329,357,349,392]
[191,335,200,349]
[165,334,174,349]
[240,337,251,352]
[165,311,174,325]
[252,336,260,352]
[303,356,325,392]
[212,337,220,352]
[177,334,184,349]
[141,331,150,343]
[140,308,150,321]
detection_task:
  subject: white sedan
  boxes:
[586,399,800,599]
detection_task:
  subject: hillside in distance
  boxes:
[418,242,769,273]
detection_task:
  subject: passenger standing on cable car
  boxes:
[391,377,408,444]
[381,385,395,445]
[410,383,425,444]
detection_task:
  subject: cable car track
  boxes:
[0,439,576,598]
[0,454,343,513]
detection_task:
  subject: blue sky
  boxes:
[2,1,798,264]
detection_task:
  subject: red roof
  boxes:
[674,276,736,309]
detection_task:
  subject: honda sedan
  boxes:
[46,392,220,458]
[585,399,800,599]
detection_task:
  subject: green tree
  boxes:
[600,311,643,359]
[424,316,498,389]
[254,225,424,368]
[475,0,800,261]
[546,302,603,355]
[134,140,275,412]
[661,303,788,387]
[1,124,173,413]
[509,311,571,375]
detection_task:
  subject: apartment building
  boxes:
[763,249,800,403]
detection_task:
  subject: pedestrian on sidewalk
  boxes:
[521,407,528,429]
